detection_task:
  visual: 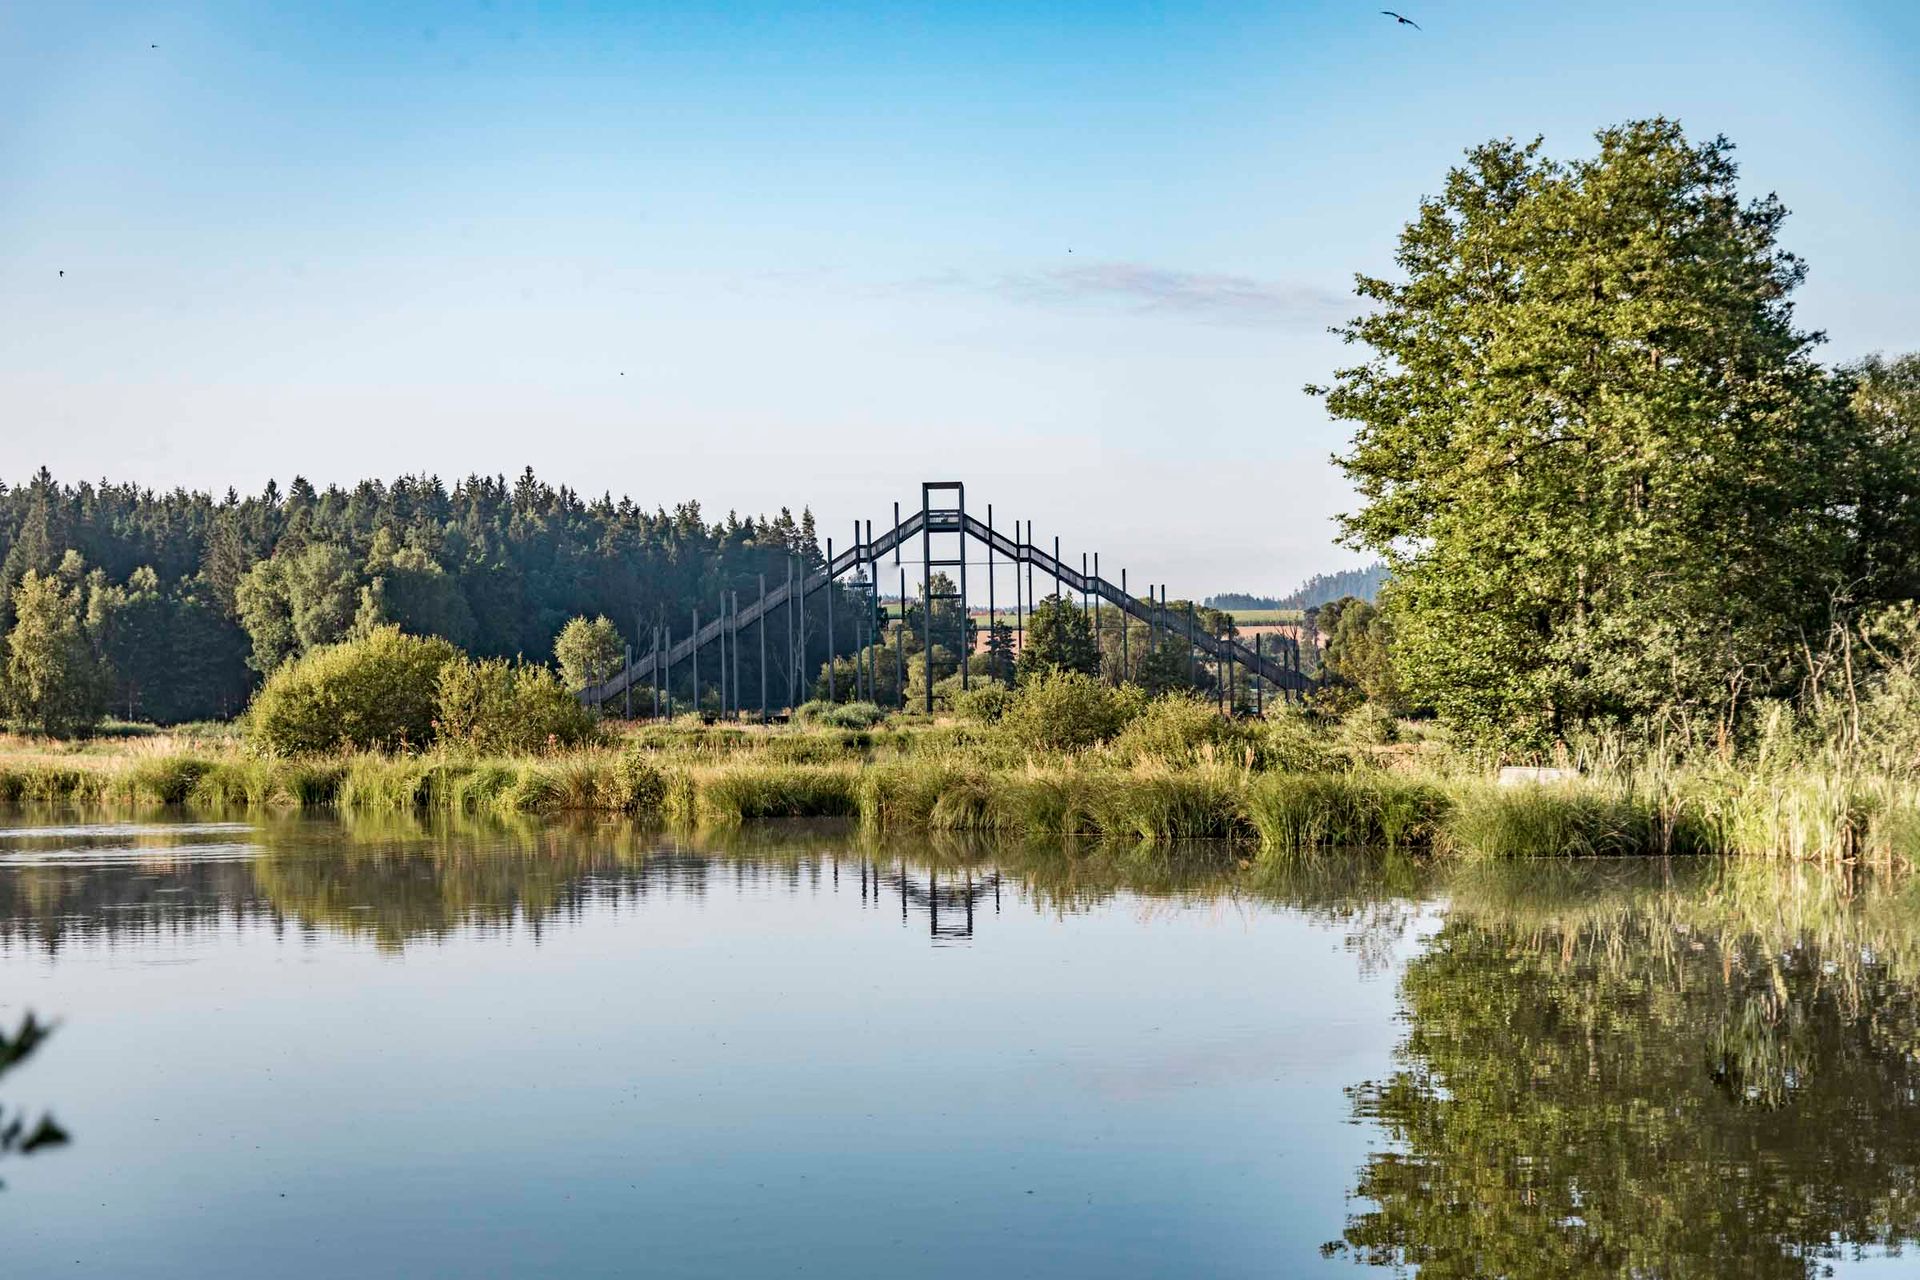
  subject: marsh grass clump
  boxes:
[606,750,670,815]
[1091,767,1249,840]
[185,758,282,810]
[125,755,218,806]
[1442,782,1651,858]
[695,763,860,824]
[337,753,434,811]
[1246,771,1446,853]
[857,759,976,829]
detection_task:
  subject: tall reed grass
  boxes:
[3,724,1918,864]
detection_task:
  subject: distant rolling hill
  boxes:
[1207,564,1388,613]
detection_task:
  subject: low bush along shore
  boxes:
[2,705,1916,864]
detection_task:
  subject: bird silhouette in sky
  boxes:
[1381,10,1421,28]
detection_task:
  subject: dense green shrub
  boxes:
[792,700,887,730]
[952,682,1017,724]
[244,626,458,754]
[1252,707,1349,773]
[436,656,598,753]
[608,750,670,814]
[1111,694,1256,765]
[998,670,1135,753]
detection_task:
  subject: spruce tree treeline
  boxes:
[0,467,837,723]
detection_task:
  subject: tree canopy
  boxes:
[1317,118,1879,745]
[0,468,855,724]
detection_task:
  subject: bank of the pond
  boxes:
[1,738,1915,864]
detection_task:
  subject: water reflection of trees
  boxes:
[0,813,1442,956]
[1332,859,1920,1278]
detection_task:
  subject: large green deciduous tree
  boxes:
[4,567,108,736]
[1016,594,1099,681]
[234,542,360,675]
[553,615,624,692]
[1317,119,1851,745]
[1846,352,1920,606]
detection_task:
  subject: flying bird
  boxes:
[1381,10,1421,28]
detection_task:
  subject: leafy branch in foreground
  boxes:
[0,1013,68,1183]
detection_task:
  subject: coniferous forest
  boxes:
[0,468,833,723]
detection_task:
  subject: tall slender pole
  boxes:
[1187,600,1196,690]
[826,538,836,703]
[692,607,701,714]
[664,623,674,719]
[1053,535,1062,599]
[731,591,741,720]
[897,567,907,710]
[623,642,631,719]
[1255,632,1263,716]
[921,495,933,714]
[797,555,808,705]
[718,595,728,718]
[1121,568,1129,682]
[868,522,877,701]
[955,486,969,695]
[1024,521,1033,622]
[987,504,998,684]
[759,575,768,721]
[785,557,795,708]
[1092,552,1101,679]
[1014,520,1024,669]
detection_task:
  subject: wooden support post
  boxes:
[1024,521,1033,625]
[664,624,674,719]
[897,567,907,710]
[1187,600,1196,690]
[1121,568,1129,681]
[1255,633,1263,716]
[759,575,768,721]
[867,521,876,699]
[1013,519,1023,668]
[1054,535,1062,599]
[921,500,933,714]
[1092,552,1101,679]
[987,504,998,684]
[731,591,740,720]
[826,538,836,703]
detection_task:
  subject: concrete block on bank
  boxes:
[1497,766,1580,787]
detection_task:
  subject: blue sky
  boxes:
[2,1,1915,595]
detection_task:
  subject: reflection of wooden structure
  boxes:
[855,859,1002,942]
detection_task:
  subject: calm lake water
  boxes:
[4,813,1919,1278]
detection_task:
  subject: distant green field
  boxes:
[1225,609,1306,625]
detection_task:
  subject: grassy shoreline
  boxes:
[1,723,1914,864]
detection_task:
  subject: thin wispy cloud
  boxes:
[994,261,1349,328]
